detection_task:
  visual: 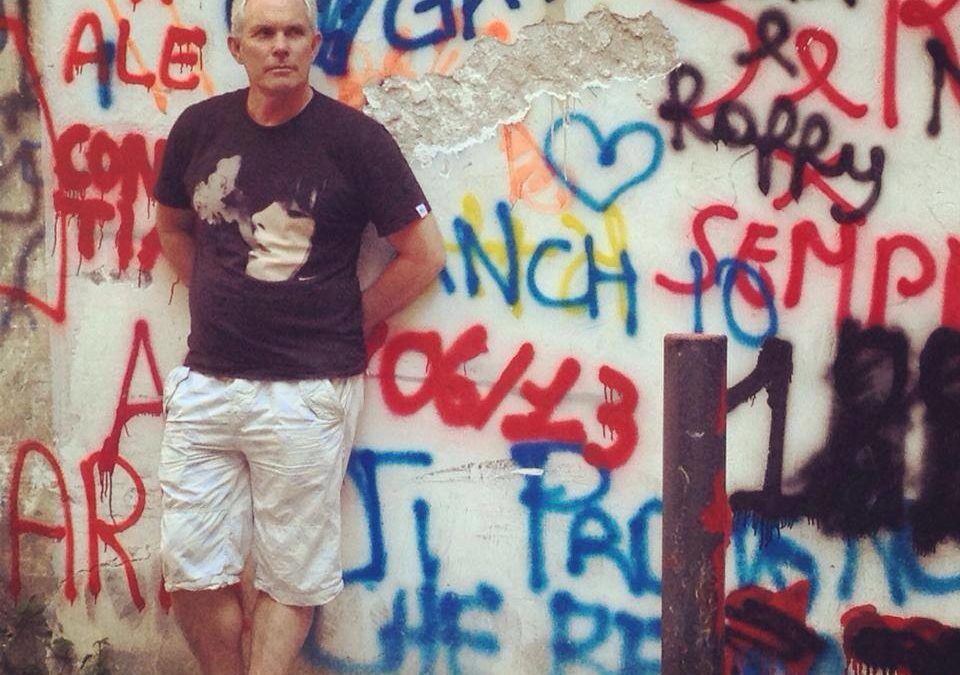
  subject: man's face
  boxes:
[228,0,320,97]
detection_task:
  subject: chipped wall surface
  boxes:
[3,0,960,672]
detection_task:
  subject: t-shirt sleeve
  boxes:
[153,107,197,210]
[358,123,431,237]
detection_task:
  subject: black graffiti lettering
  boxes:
[727,338,798,542]
[658,64,886,223]
[731,321,912,541]
[845,614,960,675]
[926,38,960,137]
[757,97,798,196]
[796,320,911,537]
[910,327,960,554]
[713,100,757,150]
[658,64,712,151]
[735,10,798,77]
[726,598,823,662]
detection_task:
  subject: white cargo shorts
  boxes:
[158,366,364,606]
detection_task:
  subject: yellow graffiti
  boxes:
[557,205,631,326]
[445,196,632,322]
[445,193,542,318]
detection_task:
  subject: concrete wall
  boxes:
[3,0,960,672]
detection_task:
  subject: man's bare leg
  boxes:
[247,592,315,675]
[171,586,244,675]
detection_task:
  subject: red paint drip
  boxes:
[700,471,731,647]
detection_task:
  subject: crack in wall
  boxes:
[363,8,678,163]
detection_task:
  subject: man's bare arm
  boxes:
[156,204,196,287]
[361,213,446,335]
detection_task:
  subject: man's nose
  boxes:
[271,35,290,56]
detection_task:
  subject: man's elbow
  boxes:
[423,237,446,279]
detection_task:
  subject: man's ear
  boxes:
[311,31,322,61]
[228,35,243,64]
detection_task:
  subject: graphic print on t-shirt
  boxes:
[192,155,316,282]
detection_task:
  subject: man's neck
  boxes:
[246,86,314,127]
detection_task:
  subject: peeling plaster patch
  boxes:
[363,9,678,163]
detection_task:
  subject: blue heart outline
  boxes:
[543,114,664,213]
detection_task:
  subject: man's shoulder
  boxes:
[310,91,388,139]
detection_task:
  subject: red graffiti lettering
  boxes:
[501,358,585,443]
[883,0,960,127]
[117,18,157,88]
[80,452,147,611]
[159,25,207,90]
[436,326,534,429]
[582,366,640,470]
[655,205,779,309]
[99,319,164,477]
[53,124,165,271]
[379,330,443,416]
[868,235,937,325]
[734,222,779,309]
[785,28,868,118]
[8,442,77,603]
[378,326,640,469]
[727,581,819,675]
[784,219,857,324]
[63,12,110,86]
[942,237,960,329]
[655,204,739,294]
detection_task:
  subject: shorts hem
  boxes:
[163,575,241,593]
[253,578,344,607]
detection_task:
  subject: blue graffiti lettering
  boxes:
[305,449,505,673]
[566,499,661,596]
[688,253,778,348]
[307,497,503,673]
[343,448,432,584]
[512,441,611,593]
[100,41,115,110]
[383,0,456,51]
[690,251,704,334]
[317,0,376,75]
[453,200,519,306]
[733,517,820,608]
[716,258,778,348]
[527,235,638,336]
[839,527,960,606]
[550,590,660,675]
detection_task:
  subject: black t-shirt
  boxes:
[154,89,431,379]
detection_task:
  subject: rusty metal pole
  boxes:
[662,334,727,675]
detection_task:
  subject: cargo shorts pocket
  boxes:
[163,366,191,416]
[297,378,345,425]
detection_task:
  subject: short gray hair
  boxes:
[230,0,318,36]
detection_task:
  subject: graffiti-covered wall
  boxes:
[3,0,960,672]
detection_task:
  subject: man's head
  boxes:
[228,0,320,97]
[230,0,317,37]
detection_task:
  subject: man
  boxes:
[152,0,446,673]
